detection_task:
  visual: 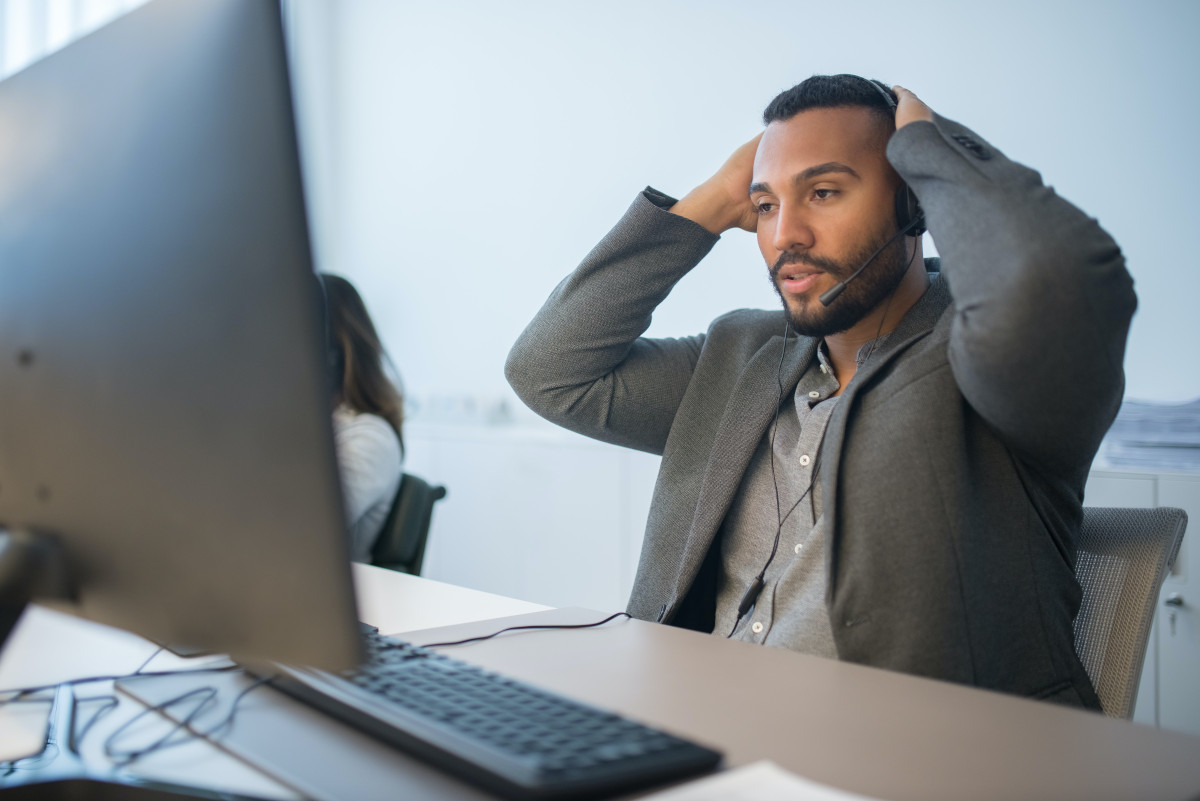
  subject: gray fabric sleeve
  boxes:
[505,191,719,455]
[888,114,1137,474]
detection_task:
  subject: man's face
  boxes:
[751,106,908,337]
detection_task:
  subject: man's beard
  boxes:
[770,226,911,338]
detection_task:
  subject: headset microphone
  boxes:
[818,212,924,306]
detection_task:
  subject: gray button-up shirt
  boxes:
[716,338,885,657]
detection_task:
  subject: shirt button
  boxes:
[808,390,821,399]
[751,622,764,634]
[794,543,803,554]
[799,454,811,466]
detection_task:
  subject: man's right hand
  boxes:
[669,133,762,235]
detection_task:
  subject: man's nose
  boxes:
[772,204,815,253]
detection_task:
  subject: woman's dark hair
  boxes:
[319,273,404,454]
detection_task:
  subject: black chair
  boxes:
[369,473,447,576]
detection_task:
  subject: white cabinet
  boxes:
[402,422,656,612]
[1156,477,1199,735]
[1084,470,1200,735]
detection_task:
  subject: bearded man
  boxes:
[505,74,1135,709]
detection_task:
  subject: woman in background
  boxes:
[321,273,404,562]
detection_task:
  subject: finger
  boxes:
[891,85,933,126]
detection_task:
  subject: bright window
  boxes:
[0,0,149,79]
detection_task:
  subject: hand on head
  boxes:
[671,82,931,236]
[892,85,933,130]
[670,133,763,235]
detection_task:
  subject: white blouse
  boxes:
[331,405,403,562]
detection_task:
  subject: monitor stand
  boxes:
[0,531,266,800]
[0,529,74,649]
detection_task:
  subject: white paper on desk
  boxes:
[646,761,887,801]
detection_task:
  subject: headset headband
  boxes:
[865,78,898,113]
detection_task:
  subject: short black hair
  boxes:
[763,74,896,126]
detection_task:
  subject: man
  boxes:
[505,75,1135,709]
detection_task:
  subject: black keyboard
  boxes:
[268,626,722,800]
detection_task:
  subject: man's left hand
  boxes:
[893,85,934,129]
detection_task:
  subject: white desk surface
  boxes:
[351,562,548,636]
[0,563,545,799]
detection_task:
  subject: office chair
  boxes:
[369,473,447,576]
[1072,506,1187,719]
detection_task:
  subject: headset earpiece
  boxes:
[819,77,929,307]
[867,78,926,238]
[895,183,926,238]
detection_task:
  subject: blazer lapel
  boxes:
[822,273,952,594]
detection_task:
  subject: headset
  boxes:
[818,78,926,307]
[729,77,924,636]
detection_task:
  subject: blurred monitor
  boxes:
[0,0,361,671]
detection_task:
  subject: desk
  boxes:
[409,611,1200,801]
[0,565,545,799]
[5,566,1200,801]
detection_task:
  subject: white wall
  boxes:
[282,1,1200,611]
[292,0,1200,408]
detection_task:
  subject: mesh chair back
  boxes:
[1073,506,1186,718]
[369,473,446,575]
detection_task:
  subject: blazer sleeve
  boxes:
[505,190,719,455]
[888,114,1137,474]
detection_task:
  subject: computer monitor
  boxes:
[0,0,362,672]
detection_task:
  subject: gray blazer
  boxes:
[506,115,1136,708]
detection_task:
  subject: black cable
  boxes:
[729,319,825,637]
[102,614,634,763]
[68,645,171,753]
[99,648,267,767]
[73,694,120,748]
[0,660,243,773]
[102,686,220,765]
[727,451,824,637]
[132,646,167,676]
[766,320,792,567]
[102,675,273,767]
[0,663,240,699]
[197,676,272,743]
[422,612,631,649]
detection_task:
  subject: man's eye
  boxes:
[754,202,775,215]
[813,188,838,201]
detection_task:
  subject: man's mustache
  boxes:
[771,250,844,279]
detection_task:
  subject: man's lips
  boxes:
[777,268,823,295]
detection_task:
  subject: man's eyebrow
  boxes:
[796,162,860,183]
[749,162,861,196]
